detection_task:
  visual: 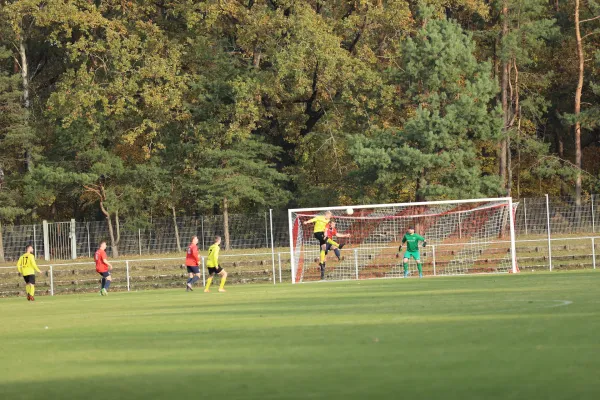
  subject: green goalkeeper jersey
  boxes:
[402,233,425,252]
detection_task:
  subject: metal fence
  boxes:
[0,234,598,297]
[1,194,599,262]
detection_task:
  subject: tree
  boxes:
[573,0,600,206]
[350,11,503,201]
[193,136,290,250]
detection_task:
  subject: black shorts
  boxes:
[207,266,223,275]
[187,266,200,274]
[98,271,111,278]
[23,275,35,284]
[314,232,327,246]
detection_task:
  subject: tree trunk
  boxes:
[100,201,119,258]
[499,0,509,193]
[18,34,32,172]
[105,213,119,258]
[516,110,521,198]
[0,222,5,263]
[574,0,584,207]
[223,197,230,251]
[172,205,181,252]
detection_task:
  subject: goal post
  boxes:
[288,197,518,283]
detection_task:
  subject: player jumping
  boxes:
[95,241,113,295]
[204,236,227,293]
[185,236,201,291]
[399,227,427,278]
[304,211,345,280]
[17,244,40,301]
[325,221,351,261]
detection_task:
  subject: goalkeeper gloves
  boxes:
[422,241,427,247]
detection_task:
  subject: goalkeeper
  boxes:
[304,211,345,279]
[399,227,427,278]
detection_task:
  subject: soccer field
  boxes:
[1,273,599,400]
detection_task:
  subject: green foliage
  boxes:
[0,0,599,223]
[194,135,291,211]
[350,15,503,201]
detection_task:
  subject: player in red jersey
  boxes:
[185,236,201,291]
[325,221,351,262]
[95,241,113,296]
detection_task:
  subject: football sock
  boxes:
[26,285,31,296]
[326,239,340,247]
[187,277,193,284]
[104,280,111,290]
[320,263,325,279]
[334,249,341,259]
[219,276,227,290]
[205,277,213,291]
[101,277,106,289]
[417,263,423,274]
[403,263,409,273]
[191,276,199,284]
[320,250,325,263]
[30,285,35,297]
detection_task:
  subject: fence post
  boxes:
[508,198,518,274]
[523,198,528,235]
[49,265,54,296]
[201,217,205,251]
[278,252,282,283]
[33,224,37,257]
[458,213,462,239]
[201,256,206,287]
[86,223,91,258]
[269,209,276,285]
[354,248,359,280]
[592,194,596,234]
[545,194,552,271]
[592,237,596,270]
[138,229,142,256]
[70,219,77,260]
[432,245,436,276]
[43,220,50,261]
[265,212,269,248]
[126,260,130,291]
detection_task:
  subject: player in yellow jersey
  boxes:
[304,211,345,280]
[204,236,228,293]
[17,245,41,301]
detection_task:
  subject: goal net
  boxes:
[288,198,518,283]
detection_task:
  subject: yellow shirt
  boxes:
[17,253,41,276]
[207,243,220,268]
[308,215,330,233]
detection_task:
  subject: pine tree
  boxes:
[350,12,503,201]
[193,136,290,250]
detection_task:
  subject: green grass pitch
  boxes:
[1,272,600,400]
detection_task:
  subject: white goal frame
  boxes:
[287,197,518,283]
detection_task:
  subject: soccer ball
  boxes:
[346,207,354,215]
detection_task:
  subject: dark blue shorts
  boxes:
[186,266,200,274]
[98,271,111,278]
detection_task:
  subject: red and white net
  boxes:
[290,199,517,283]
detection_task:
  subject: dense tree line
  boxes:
[1,0,599,228]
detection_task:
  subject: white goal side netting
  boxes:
[288,198,518,283]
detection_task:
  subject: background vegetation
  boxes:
[1,0,599,221]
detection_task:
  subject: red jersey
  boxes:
[326,225,338,239]
[95,249,109,273]
[186,243,199,266]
